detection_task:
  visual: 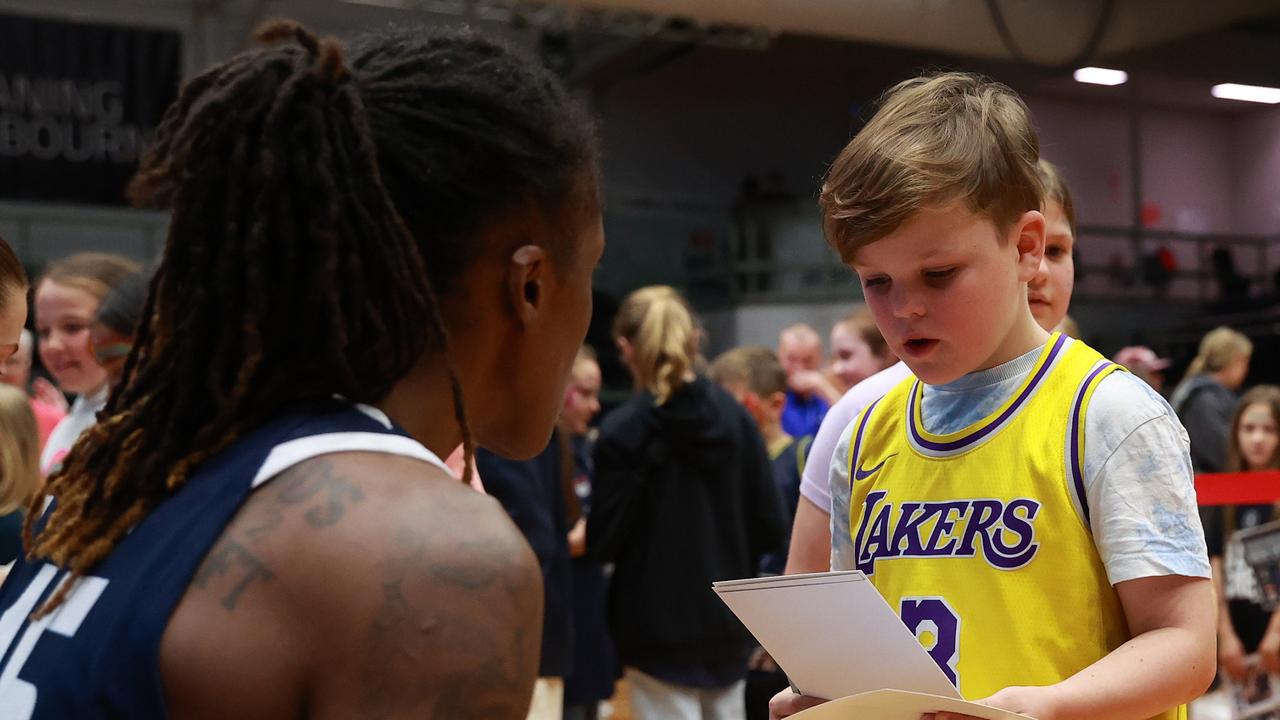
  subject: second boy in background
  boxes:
[772,72,1214,720]
[710,346,811,578]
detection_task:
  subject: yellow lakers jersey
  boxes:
[846,333,1182,720]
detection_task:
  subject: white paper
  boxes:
[713,571,961,701]
[789,689,1032,720]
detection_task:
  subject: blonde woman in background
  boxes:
[1170,326,1253,474]
[0,384,42,576]
[588,285,787,720]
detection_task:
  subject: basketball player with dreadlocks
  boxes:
[0,20,603,719]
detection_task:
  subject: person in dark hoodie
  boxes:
[1170,326,1253,474]
[588,285,787,720]
[476,432,577,719]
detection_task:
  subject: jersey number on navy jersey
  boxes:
[0,564,109,719]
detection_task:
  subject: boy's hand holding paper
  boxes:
[713,571,1035,720]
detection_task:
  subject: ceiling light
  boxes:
[1211,83,1280,104]
[1073,67,1128,86]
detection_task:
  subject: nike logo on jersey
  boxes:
[853,490,1041,575]
[854,453,897,481]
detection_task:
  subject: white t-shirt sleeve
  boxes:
[1083,372,1211,584]
[829,421,856,571]
[800,362,912,512]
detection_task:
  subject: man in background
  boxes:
[777,324,837,438]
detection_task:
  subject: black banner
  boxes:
[0,13,181,205]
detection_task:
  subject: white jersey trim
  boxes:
[252,432,453,488]
[353,403,394,429]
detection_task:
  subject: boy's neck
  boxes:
[972,309,1051,375]
[761,422,791,455]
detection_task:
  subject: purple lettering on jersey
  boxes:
[921,501,969,556]
[854,495,1041,575]
[957,499,1003,556]
[988,499,1041,569]
[889,502,929,556]
[855,491,891,575]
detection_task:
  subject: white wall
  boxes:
[1030,97,1135,229]
[1232,105,1280,236]
[1142,111,1235,235]
[1027,97,1262,301]
[701,300,865,358]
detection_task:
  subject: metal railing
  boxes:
[681,201,1280,308]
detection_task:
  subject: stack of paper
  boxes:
[779,690,1032,720]
[713,571,1033,720]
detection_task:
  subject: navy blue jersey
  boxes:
[0,401,448,719]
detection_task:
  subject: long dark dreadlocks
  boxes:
[27,19,598,615]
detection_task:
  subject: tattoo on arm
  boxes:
[274,459,367,528]
[192,539,275,610]
[192,458,366,613]
[354,499,541,718]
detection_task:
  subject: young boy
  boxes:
[711,346,812,576]
[785,157,1082,578]
[773,73,1214,720]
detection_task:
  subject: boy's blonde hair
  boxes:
[709,346,787,398]
[820,72,1043,262]
[1037,159,1077,238]
[0,384,40,514]
[613,285,700,405]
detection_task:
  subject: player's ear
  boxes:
[507,245,546,329]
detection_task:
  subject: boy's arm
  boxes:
[783,497,832,575]
[827,425,856,571]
